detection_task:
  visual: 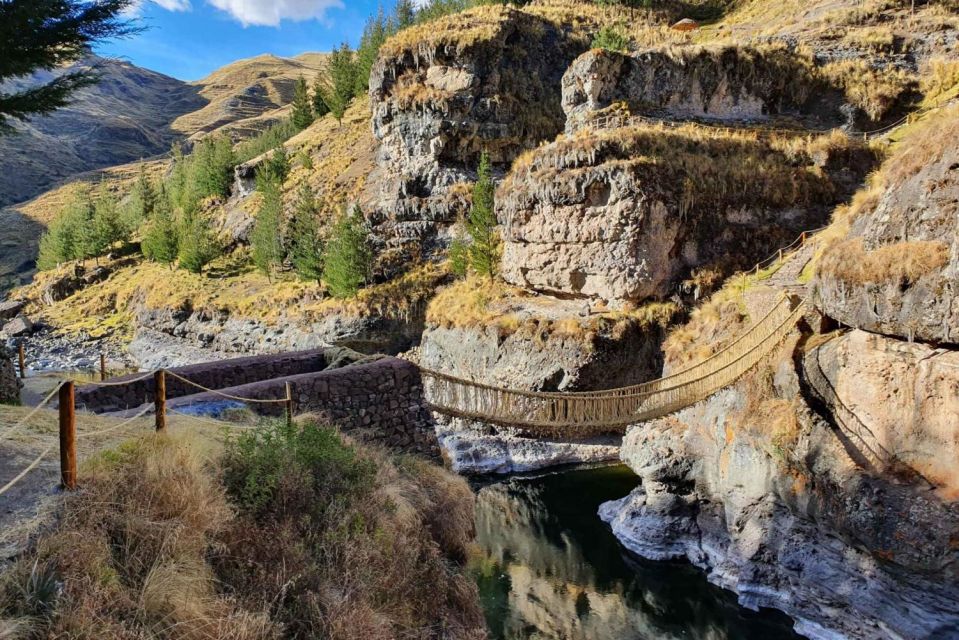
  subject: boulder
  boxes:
[498,125,872,304]
[1,314,33,338]
[0,299,24,321]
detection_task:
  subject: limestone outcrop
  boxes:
[562,46,845,133]
[499,126,873,304]
[602,336,959,639]
[813,106,959,344]
[363,5,587,270]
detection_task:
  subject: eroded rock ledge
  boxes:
[562,46,846,134]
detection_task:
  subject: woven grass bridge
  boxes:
[420,294,807,437]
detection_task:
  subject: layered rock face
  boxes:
[813,108,959,344]
[562,46,844,133]
[363,6,586,269]
[499,126,871,304]
[602,339,959,639]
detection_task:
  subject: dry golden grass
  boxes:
[15,257,447,340]
[426,275,679,341]
[663,284,749,371]
[817,238,950,286]
[821,59,917,122]
[921,57,959,107]
[0,423,484,640]
[505,121,870,217]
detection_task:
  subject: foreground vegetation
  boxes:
[0,420,484,639]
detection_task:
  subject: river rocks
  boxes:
[498,125,871,304]
[362,5,587,270]
[0,346,20,404]
[562,46,845,133]
[601,339,959,639]
[812,106,959,345]
[436,417,620,475]
[128,301,425,369]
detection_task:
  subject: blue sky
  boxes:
[100,0,381,81]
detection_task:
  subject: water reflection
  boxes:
[472,465,804,640]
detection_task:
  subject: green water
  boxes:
[472,465,805,640]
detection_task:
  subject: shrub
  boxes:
[235,118,298,164]
[591,25,630,52]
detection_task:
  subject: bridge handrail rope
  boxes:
[421,223,825,432]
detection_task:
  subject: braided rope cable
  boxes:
[77,405,152,439]
[163,370,288,404]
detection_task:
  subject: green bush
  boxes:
[141,193,178,265]
[177,213,219,274]
[591,25,630,53]
[222,419,376,518]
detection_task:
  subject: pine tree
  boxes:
[133,165,157,219]
[354,10,388,95]
[325,43,357,122]
[467,152,499,281]
[70,188,100,262]
[251,179,284,279]
[0,0,138,131]
[291,75,314,130]
[191,134,235,201]
[312,75,330,118]
[92,184,127,260]
[255,146,290,191]
[37,191,91,269]
[324,205,371,299]
[394,0,415,29]
[141,190,178,266]
[178,213,219,274]
[288,184,324,284]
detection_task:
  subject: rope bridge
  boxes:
[421,295,806,437]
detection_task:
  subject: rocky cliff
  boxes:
[813,106,959,345]
[499,125,873,304]
[562,46,846,133]
[0,346,19,405]
[362,5,589,272]
[600,105,959,639]
[602,331,959,639]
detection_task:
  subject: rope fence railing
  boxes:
[0,367,296,497]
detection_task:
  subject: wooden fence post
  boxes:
[18,342,26,379]
[100,353,106,381]
[154,370,166,432]
[285,382,294,427]
[59,381,77,490]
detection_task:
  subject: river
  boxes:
[472,464,805,640]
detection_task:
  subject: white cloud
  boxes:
[207,0,344,26]
[123,0,192,17]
